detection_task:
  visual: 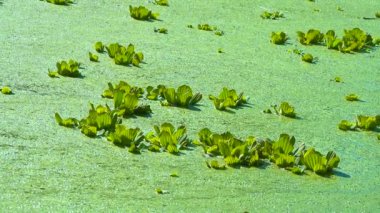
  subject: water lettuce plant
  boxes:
[154,0,169,6]
[160,85,202,108]
[345,93,359,101]
[339,115,380,131]
[297,29,324,45]
[105,43,144,67]
[198,24,216,31]
[44,0,73,5]
[55,113,79,128]
[271,102,297,118]
[154,28,168,34]
[301,149,340,175]
[102,81,144,99]
[48,60,81,78]
[376,12,380,18]
[325,28,376,53]
[260,11,284,19]
[107,124,144,153]
[145,123,190,154]
[209,87,248,111]
[79,104,119,137]
[95,41,104,53]
[301,53,315,63]
[195,129,340,175]
[129,5,159,21]
[271,32,288,45]
[113,91,152,118]
[146,85,166,100]
[1,86,12,95]
[89,52,99,62]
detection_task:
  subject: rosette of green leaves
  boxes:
[341,28,375,52]
[105,43,144,67]
[160,85,202,108]
[79,104,120,137]
[301,148,340,175]
[209,87,248,111]
[45,0,73,5]
[195,129,261,167]
[55,113,79,128]
[270,134,296,168]
[102,81,144,99]
[144,123,190,154]
[146,85,166,100]
[297,29,324,45]
[49,60,81,78]
[113,91,152,118]
[272,102,296,118]
[324,30,343,50]
[154,0,169,6]
[129,5,159,21]
[270,32,288,45]
[261,11,284,19]
[107,124,144,153]
[356,115,380,131]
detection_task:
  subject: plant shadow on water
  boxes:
[333,170,351,178]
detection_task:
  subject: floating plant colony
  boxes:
[28,1,379,180]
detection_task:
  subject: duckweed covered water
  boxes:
[0,0,379,211]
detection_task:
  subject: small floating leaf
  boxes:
[89,52,99,62]
[345,94,359,101]
[1,86,12,95]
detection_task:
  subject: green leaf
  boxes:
[81,125,97,138]
[272,133,295,155]
[95,41,104,53]
[1,86,12,95]
[338,120,355,131]
[271,32,288,45]
[301,53,314,63]
[89,52,99,62]
[345,94,359,101]
[55,113,78,128]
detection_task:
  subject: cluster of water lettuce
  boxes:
[41,0,73,5]
[339,115,380,132]
[48,60,82,78]
[194,129,340,176]
[297,28,379,53]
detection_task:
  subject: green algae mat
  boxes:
[1,0,380,211]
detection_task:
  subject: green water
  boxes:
[1,0,379,211]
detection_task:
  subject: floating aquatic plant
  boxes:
[1,86,12,95]
[271,32,288,45]
[113,91,152,118]
[146,85,166,100]
[95,41,104,53]
[154,0,169,6]
[209,87,248,111]
[129,5,159,21]
[44,0,73,5]
[198,24,216,31]
[339,115,380,131]
[154,28,168,34]
[260,11,284,19]
[160,85,202,108]
[55,113,79,128]
[105,43,144,67]
[102,81,144,99]
[89,52,99,62]
[195,129,339,175]
[271,102,297,118]
[376,12,380,18]
[79,104,120,137]
[301,53,315,63]
[107,124,144,153]
[341,28,375,53]
[301,149,340,175]
[345,93,360,101]
[48,60,81,78]
[145,123,190,154]
[297,29,324,45]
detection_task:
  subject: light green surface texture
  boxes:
[1,0,380,211]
